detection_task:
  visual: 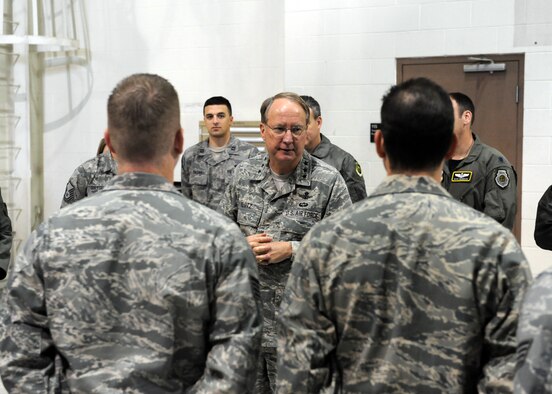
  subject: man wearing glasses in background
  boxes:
[220,92,352,393]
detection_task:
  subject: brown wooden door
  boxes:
[397,54,524,240]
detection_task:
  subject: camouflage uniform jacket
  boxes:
[442,133,517,230]
[0,172,262,393]
[277,175,531,393]
[0,187,12,278]
[220,152,352,349]
[515,268,552,393]
[60,152,118,208]
[181,136,259,210]
[310,134,367,203]
[534,185,552,250]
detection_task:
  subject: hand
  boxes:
[246,234,292,265]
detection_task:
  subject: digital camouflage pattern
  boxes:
[0,172,262,393]
[310,133,367,203]
[181,136,259,210]
[515,268,552,393]
[0,187,12,278]
[442,133,517,230]
[277,175,531,393]
[220,151,351,349]
[61,152,118,208]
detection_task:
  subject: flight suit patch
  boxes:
[495,169,510,189]
[451,171,472,182]
[355,162,363,177]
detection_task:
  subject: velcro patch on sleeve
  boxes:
[495,169,510,189]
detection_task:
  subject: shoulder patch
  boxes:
[355,162,363,177]
[451,171,472,182]
[63,184,75,202]
[495,169,510,189]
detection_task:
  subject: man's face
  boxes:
[305,108,322,151]
[204,104,233,139]
[261,98,308,172]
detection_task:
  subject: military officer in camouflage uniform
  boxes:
[0,187,12,280]
[60,150,117,208]
[0,73,262,393]
[515,268,552,393]
[277,78,531,393]
[442,92,517,230]
[181,96,259,211]
[300,95,367,203]
[220,92,351,393]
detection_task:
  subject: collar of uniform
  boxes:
[103,172,180,194]
[457,133,483,166]
[310,133,332,158]
[97,152,118,175]
[196,139,211,156]
[197,136,239,156]
[226,136,241,154]
[370,174,450,199]
[252,152,313,186]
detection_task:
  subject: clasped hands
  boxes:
[246,233,292,265]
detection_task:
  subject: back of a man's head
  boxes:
[107,73,180,163]
[380,77,453,172]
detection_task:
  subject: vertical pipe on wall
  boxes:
[28,0,45,229]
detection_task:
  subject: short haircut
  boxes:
[96,138,107,156]
[380,77,454,172]
[203,96,232,116]
[107,73,180,163]
[260,92,310,125]
[300,95,322,118]
[449,92,475,126]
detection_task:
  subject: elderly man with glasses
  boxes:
[220,92,352,393]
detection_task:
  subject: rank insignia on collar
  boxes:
[495,169,510,189]
[451,171,472,182]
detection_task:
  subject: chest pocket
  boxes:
[280,207,323,237]
[189,162,208,186]
[237,205,262,228]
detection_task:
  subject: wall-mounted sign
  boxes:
[370,123,381,143]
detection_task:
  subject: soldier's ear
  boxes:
[375,129,386,159]
[104,129,116,154]
[463,110,472,126]
[174,128,184,155]
[260,123,266,141]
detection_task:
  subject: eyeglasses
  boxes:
[265,124,306,136]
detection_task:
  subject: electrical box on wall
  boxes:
[370,123,380,143]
